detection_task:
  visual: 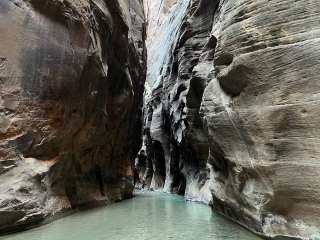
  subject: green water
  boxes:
[1,192,261,240]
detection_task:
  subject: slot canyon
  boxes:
[0,0,320,239]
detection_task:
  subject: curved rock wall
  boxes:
[138,0,320,239]
[0,0,146,233]
[139,0,217,200]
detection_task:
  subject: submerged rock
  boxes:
[0,0,146,233]
[138,0,320,239]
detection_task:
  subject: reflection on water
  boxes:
[0,192,261,240]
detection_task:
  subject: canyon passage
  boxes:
[1,0,320,240]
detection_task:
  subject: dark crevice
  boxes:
[95,166,105,196]
[152,140,166,182]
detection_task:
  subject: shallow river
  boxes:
[0,192,261,240]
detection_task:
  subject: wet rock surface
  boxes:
[0,0,146,233]
[136,0,320,239]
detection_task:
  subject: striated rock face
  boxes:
[0,0,146,233]
[138,0,320,239]
[140,0,216,200]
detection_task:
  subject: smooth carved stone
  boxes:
[140,0,217,198]
[138,0,320,239]
[0,0,146,233]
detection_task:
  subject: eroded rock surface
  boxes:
[0,0,146,233]
[137,0,320,239]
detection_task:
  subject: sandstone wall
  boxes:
[139,0,320,239]
[0,0,146,233]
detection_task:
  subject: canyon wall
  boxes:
[139,0,320,239]
[0,0,146,233]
